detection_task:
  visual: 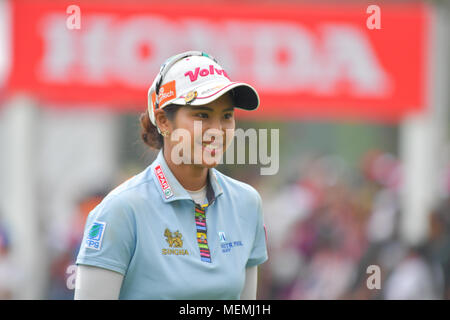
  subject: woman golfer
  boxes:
[74,51,268,299]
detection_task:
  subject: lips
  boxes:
[202,142,220,150]
[200,141,223,157]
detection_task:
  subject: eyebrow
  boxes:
[189,106,234,112]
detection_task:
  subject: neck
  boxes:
[163,147,208,191]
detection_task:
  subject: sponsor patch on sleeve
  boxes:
[85,221,106,250]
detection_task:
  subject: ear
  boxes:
[154,109,172,133]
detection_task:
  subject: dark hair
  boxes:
[139,104,181,150]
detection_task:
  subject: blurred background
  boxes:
[0,0,449,299]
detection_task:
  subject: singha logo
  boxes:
[164,228,183,248]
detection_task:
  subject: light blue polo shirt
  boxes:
[76,150,268,299]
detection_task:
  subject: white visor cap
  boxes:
[147,54,259,126]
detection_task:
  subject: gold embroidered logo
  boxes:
[163,228,189,255]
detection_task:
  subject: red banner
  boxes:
[7,0,430,122]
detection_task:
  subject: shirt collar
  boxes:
[150,149,223,204]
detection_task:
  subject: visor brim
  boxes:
[169,81,259,111]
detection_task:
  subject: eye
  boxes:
[223,113,234,120]
[195,113,209,119]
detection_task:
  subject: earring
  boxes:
[161,130,170,137]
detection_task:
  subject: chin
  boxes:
[200,152,223,168]
[201,160,220,169]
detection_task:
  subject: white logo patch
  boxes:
[85,221,106,250]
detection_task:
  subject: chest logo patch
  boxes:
[162,228,189,256]
[219,233,244,253]
[164,228,183,248]
[218,231,227,243]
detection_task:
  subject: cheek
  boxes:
[170,117,197,146]
[224,128,235,149]
[224,120,235,139]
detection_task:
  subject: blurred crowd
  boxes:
[0,150,449,300]
[258,150,450,300]
[0,221,13,299]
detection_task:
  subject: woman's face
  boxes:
[167,93,235,168]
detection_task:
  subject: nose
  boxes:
[205,114,223,132]
[202,116,224,143]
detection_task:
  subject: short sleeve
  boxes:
[246,192,268,268]
[76,195,136,275]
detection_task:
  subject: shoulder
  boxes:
[109,167,154,198]
[212,169,262,207]
[91,166,157,218]
[110,165,162,203]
